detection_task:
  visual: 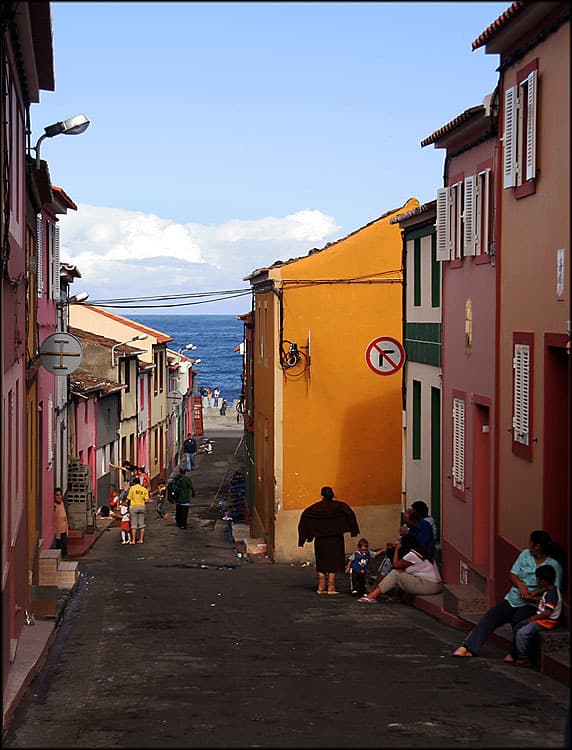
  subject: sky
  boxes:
[36,1,511,316]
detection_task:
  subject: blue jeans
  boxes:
[185,452,195,470]
[462,598,536,656]
[514,619,544,659]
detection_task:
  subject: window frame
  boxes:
[503,59,538,198]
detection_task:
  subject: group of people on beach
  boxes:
[298,486,564,670]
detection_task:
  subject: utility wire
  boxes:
[86,290,251,309]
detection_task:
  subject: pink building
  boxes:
[422,99,498,603]
[2,2,55,695]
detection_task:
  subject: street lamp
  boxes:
[178,343,197,355]
[111,334,148,367]
[34,114,90,169]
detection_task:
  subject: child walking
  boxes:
[120,497,131,545]
[510,564,562,667]
[345,538,383,597]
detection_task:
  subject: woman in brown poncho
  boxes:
[298,486,360,595]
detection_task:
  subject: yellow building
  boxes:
[245,198,419,562]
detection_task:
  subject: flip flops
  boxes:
[327,590,340,595]
[452,646,473,657]
[316,590,327,595]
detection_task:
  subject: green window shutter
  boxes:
[413,238,421,307]
[412,380,421,460]
[431,232,440,308]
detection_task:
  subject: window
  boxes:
[412,380,421,459]
[436,171,491,261]
[436,181,463,261]
[123,359,131,393]
[431,233,440,307]
[452,396,465,493]
[413,239,421,307]
[140,377,145,409]
[503,62,538,196]
[512,333,533,460]
[36,214,44,296]
[47,394,53,467]
[475,169,491,255]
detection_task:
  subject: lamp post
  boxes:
[111,334,148,368]
[34,114,90,169]
[178,343,196,356]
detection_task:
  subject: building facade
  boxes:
[246,199,419,561]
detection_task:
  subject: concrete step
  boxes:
[30,585,59,618]
[39,549,61,571]
[56,561,79,589]
[443,583,488,616]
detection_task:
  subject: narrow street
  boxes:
[3,433,568,749]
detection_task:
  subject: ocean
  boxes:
[129,314,244,403]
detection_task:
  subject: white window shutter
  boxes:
[36,213,44,296]
[513,344,530,445]
[47,394,53,466]
[449,184,458,258]
[503,86,517,188]
[452,398,465,489]
[436,188,450,261]
[53,225,61,300]
[480,169,491,254]
[463,175,476,256]
[525,70,537,181]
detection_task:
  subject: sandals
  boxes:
[503,653,515,663]
[316,590,327,595]
[357,596,376,604]
[327,590,340,595]
[452,646,473,657]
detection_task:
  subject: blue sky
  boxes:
[36,1,510,315]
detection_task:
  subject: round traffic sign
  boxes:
[39,332,83,375]
[365,336,405,376]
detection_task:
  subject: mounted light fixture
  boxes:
[178,343,197,355]
[34,114,90,169]
[111,333,148,367]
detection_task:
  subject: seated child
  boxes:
[511,564,562,667]
[345,538,383,597]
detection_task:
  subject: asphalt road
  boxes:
[3,434,569,748]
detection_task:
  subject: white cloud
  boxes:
[58,205,340,313]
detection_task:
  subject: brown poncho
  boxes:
[298,499,360,573]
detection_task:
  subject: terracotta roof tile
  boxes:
[69,367,123,396]
[472,1,526,50]
[421,105,485,147]
[390,200,437,224]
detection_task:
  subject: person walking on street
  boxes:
[220,398,228,416]
[182,433,197,471]
[127,477,150,544]
[298,486,360,595]
[54,487,68,558]
[174,468,196,529]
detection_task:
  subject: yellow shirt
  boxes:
[127,484,149,508]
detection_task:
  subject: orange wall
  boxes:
[274,199,418,517]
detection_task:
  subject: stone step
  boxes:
[57,560,79,589]
[30,585,60,618]
[443,583,488,616]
